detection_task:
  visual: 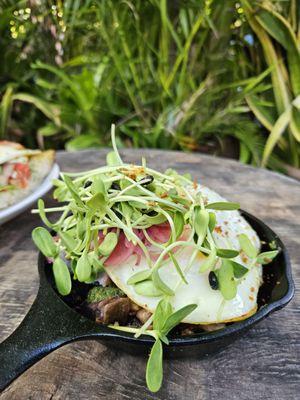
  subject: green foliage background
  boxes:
[0,0,299,173]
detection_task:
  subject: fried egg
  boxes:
[105,184,262,324]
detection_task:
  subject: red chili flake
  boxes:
[241,254,248,263]
[214,226,223,234]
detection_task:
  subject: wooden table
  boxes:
[0,149,299,400]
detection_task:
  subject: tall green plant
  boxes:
[0,0,298,173]
[242,0,300,167]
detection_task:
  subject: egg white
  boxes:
[105,184,263,324]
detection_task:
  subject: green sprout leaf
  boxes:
[143,213,166,226]
[134,280,163,297]
[37,199,55,228]
[76,252,92,282]
[146,339,163,393]
[256,250,279,264]
[152,268,175,296]
[216,248,239,258]
[208,212,216,232]
[32,227,58,258]
[127,269,152,285]
[194,206,209,246]
[173,211,184,239]
[238,234,258,258]
[106,150,121,166]
[90,254,105,273]
[121,202,133,221]
[217,259,237,300]
[91,177,107,196]
[87,192,107,213]
[53,257,72,296]
[161,304,197,335]
[205,202,240,210]
[98,232,118,256]
[59,231,78,251]
[169,253,188,284]
[153,298,173,332]
[199,246,216,273]
[62,174,85,207]
[231,261,249,278]
[269,240,277,250]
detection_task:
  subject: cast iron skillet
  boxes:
[0,211,294,391]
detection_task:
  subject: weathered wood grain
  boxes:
[0,149,299,400]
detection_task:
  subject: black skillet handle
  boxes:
[0,287,95,391]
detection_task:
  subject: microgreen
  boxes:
[205,202,240,210]
[134,280,163,297]
[199,245,216,273]
[86,192,107,213]
[216,248,239,258]
[238,233,258,258]
[161,303,197,335]
[110,123,123,165]
[256,250,279,265]
[217,259,237,300]
[75,252,92,282]
[37,199,55,228]
[53,257,72,296]
[106,151,120,166]
[127,269,152,285]
[169,253,188,284]
[32,227,58,258]
[32,127,253,302]
[145,299,197,392]
[152,268,175,296]
[231,261,249,278]
[194,206,209,246]
[59,231,78,252]
[146,338,163,393]
[173,211,185,239]
[98,232,118,256]
[91,177,107,196]
[62,174,85,207]
[208,212,216,232]
[152,299,173,332]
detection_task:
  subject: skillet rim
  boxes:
[38,210,295,346]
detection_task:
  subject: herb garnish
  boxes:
[110,298,197,392]
[31,124,280,392]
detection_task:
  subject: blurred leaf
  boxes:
[262,106,292,166]
[65,134,101,151]
[0,85,13,137]
[256,5,300,96]
[38,123,60,137]
[245,94,275,131]
[12,93,61,126]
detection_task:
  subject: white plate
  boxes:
[0,163,60,225]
